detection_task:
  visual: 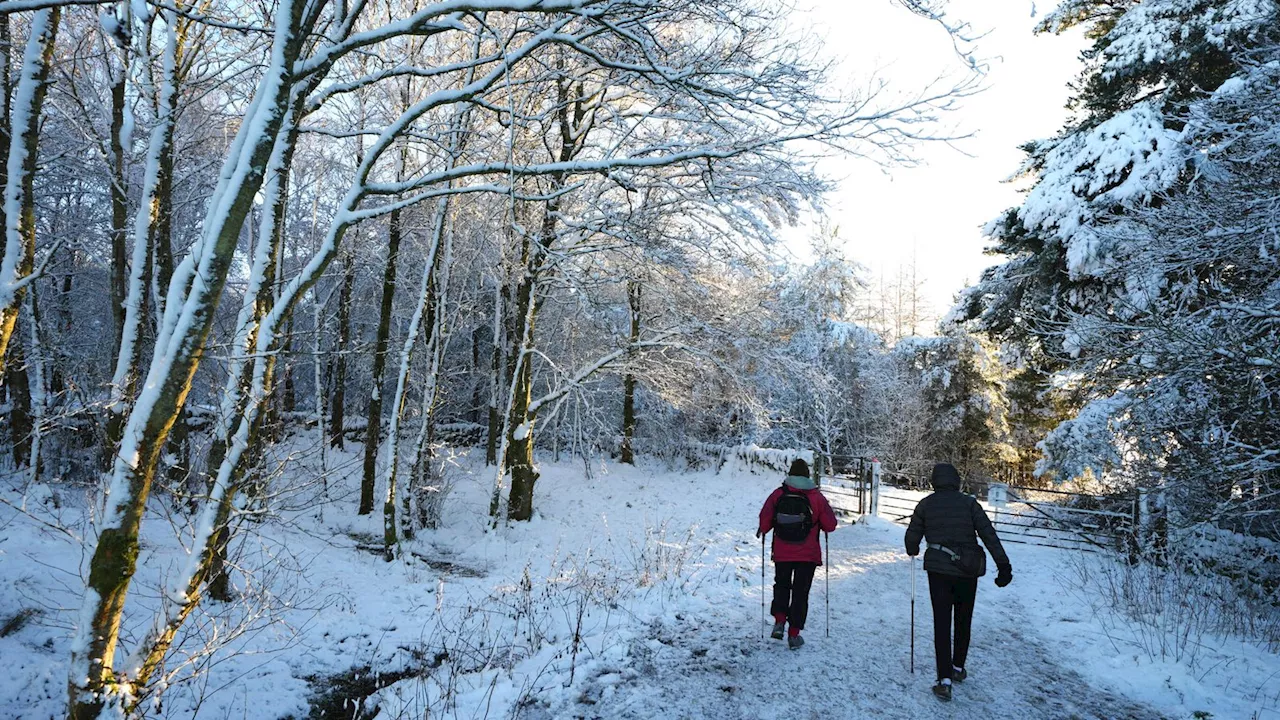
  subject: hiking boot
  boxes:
[770,623,785,640]
[787,634,804,650]
[952,667,967,682]
[932,681,952,702]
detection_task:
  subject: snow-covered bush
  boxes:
[624,521,709,594]
[366,522,710,719]
[1071,525,1280,668]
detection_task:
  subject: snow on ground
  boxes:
[1,447,1278,719]
[550,516,1157,720]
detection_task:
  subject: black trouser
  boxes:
[927,572,978,681]
[771,561,817,630]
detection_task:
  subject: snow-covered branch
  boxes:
[528,331,683,416]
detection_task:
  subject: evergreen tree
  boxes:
[962,0,1280,534]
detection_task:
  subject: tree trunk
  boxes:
[313,292,328,509]
[506,354,538,521]
[7,321,29,467]
[280,316,296,413]
[104,5,188,466]
[329,252,353,449]
[263,205,295,443]
[485,283,504,467]
[151,112,175,329]
[203,522,234,600]
[0,12,12,449]
[471,324,484,425]
[109,58,128,362]
[151,27,185,499]
[620,281,640,464]
[0,11,9,195]
[205,111,301,597]
[501,70,596,517]
[505,73,590,521]
[51,253,71,396]
[165,406,191,502]
[25,288,45,480]
[390,24,478,539]
[361,204,402,516]
[0,8,60,372]
[504,193,561,522]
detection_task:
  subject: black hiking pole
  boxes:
[910,555,916,674]
[760,531,766,639]
[824,531,830,638]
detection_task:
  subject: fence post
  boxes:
[988,482,1007,529]
[870,458,881,519]
[859,460,869,516]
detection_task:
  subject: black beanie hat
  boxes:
[930,463,961,490]
[788,458,810,478]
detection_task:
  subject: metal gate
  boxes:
[983,484,1134,553]
[874,482,1135,553]
[818,455,877,521]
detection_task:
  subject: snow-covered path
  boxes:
[558,519,1164,720]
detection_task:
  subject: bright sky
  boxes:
[789,0,1088,322]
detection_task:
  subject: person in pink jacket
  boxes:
[757,458,838,649]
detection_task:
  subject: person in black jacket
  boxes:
[904,463,1012,702]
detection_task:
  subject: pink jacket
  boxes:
[758,484,838,564]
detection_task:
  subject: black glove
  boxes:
[995,565,1012,588]
[755,529,763,539]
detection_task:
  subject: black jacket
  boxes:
[904,469,1010,577]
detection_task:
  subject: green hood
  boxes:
[783,474,816,491]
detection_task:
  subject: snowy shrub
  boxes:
[1070,527,1280,670]
[368,532,710,719]
[623,521,709,594]
[412,452,457,532]
[721,445,814,476]
[345,514,715,720]
[673,443,813,477]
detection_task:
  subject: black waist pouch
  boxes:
[932,543,986,577]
